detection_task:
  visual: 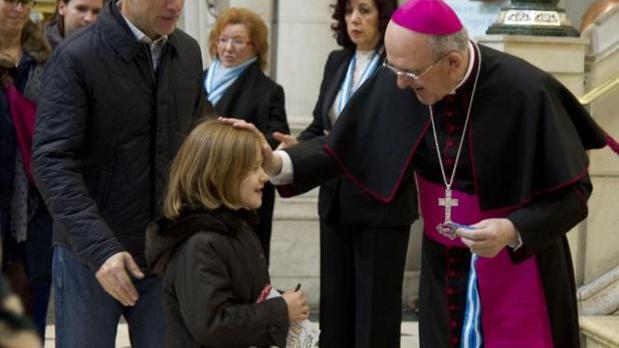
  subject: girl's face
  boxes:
[238,155,268,210]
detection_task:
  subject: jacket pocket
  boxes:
[97,165,112,210]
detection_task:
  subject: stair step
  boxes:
[580,316,619,348]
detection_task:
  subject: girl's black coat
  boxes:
[146,209,289,348]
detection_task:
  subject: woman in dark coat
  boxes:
[146,121,308,348]
[0,0,52,340]
[272,1,416,347]
[203,7,289,261]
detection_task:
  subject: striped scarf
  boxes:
[461,253,482,348]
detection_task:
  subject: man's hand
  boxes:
[218,117,284,176]
[273,132,299,150]
[455,218,518,258]
[95,251,144,306]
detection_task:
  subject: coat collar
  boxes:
[98,0,181,63]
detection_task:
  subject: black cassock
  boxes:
[313,44,607,347]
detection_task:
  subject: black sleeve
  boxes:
[278,136,342,197]
[264,84,290,149]
[192,71,207,122]
[32,50,124,273]
[507,174,591,262]
[298,51,339,142]
[175,236,289,347]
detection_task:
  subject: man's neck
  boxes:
[119,1,160,40]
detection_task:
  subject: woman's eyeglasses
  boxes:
[2,0,35,8]
[217,37,251,49]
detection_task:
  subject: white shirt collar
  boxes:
[117,1,168,45]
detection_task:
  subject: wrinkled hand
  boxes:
[95,251,144,306]
[455,218,518,258]
[273,132,299,150]
[218,117,283,176]
[282,288,309,322]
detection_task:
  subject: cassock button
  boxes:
[447,288,455,295]
[447,140,455,148]
[452,337,460,345]
[448,271,457,277]
[448,125,456,132]
[449,305,458,311]
[450,321,458,328]
[445,158,454,165]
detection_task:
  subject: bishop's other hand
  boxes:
[455,218,518,258]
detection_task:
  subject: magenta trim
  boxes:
[605,133,619,156]
[322,119,431,203]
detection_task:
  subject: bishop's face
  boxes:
[384,21,460,106]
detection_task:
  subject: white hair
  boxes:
[427,27,469,59]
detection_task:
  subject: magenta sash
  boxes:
[417,175,554,348]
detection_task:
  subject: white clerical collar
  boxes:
[449,41,475,95]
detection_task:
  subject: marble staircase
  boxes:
[578,5,619,347]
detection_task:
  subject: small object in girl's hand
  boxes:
[295,283,301,292]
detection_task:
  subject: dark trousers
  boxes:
[319,221,410,348]
[255,182,275,262]
[3,204,52,341]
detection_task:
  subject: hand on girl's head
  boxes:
[282,288,310,322]
[217,117,281,175]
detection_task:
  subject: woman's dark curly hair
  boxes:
[330,0,398,49]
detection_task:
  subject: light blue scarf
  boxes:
[336,47,383,116]
[204,56,257,106]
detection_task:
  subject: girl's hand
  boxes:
[282,288,309,322]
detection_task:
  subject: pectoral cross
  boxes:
[436,188,459,239]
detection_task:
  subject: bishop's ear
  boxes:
[447,51,466,71]
[446,51,466,77]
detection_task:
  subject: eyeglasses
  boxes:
[2,0,35,8]
[383,52,451,81]
[217,37,251,48]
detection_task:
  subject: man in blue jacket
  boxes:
[32,0,205,346]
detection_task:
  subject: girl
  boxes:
[146,120,308,347]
